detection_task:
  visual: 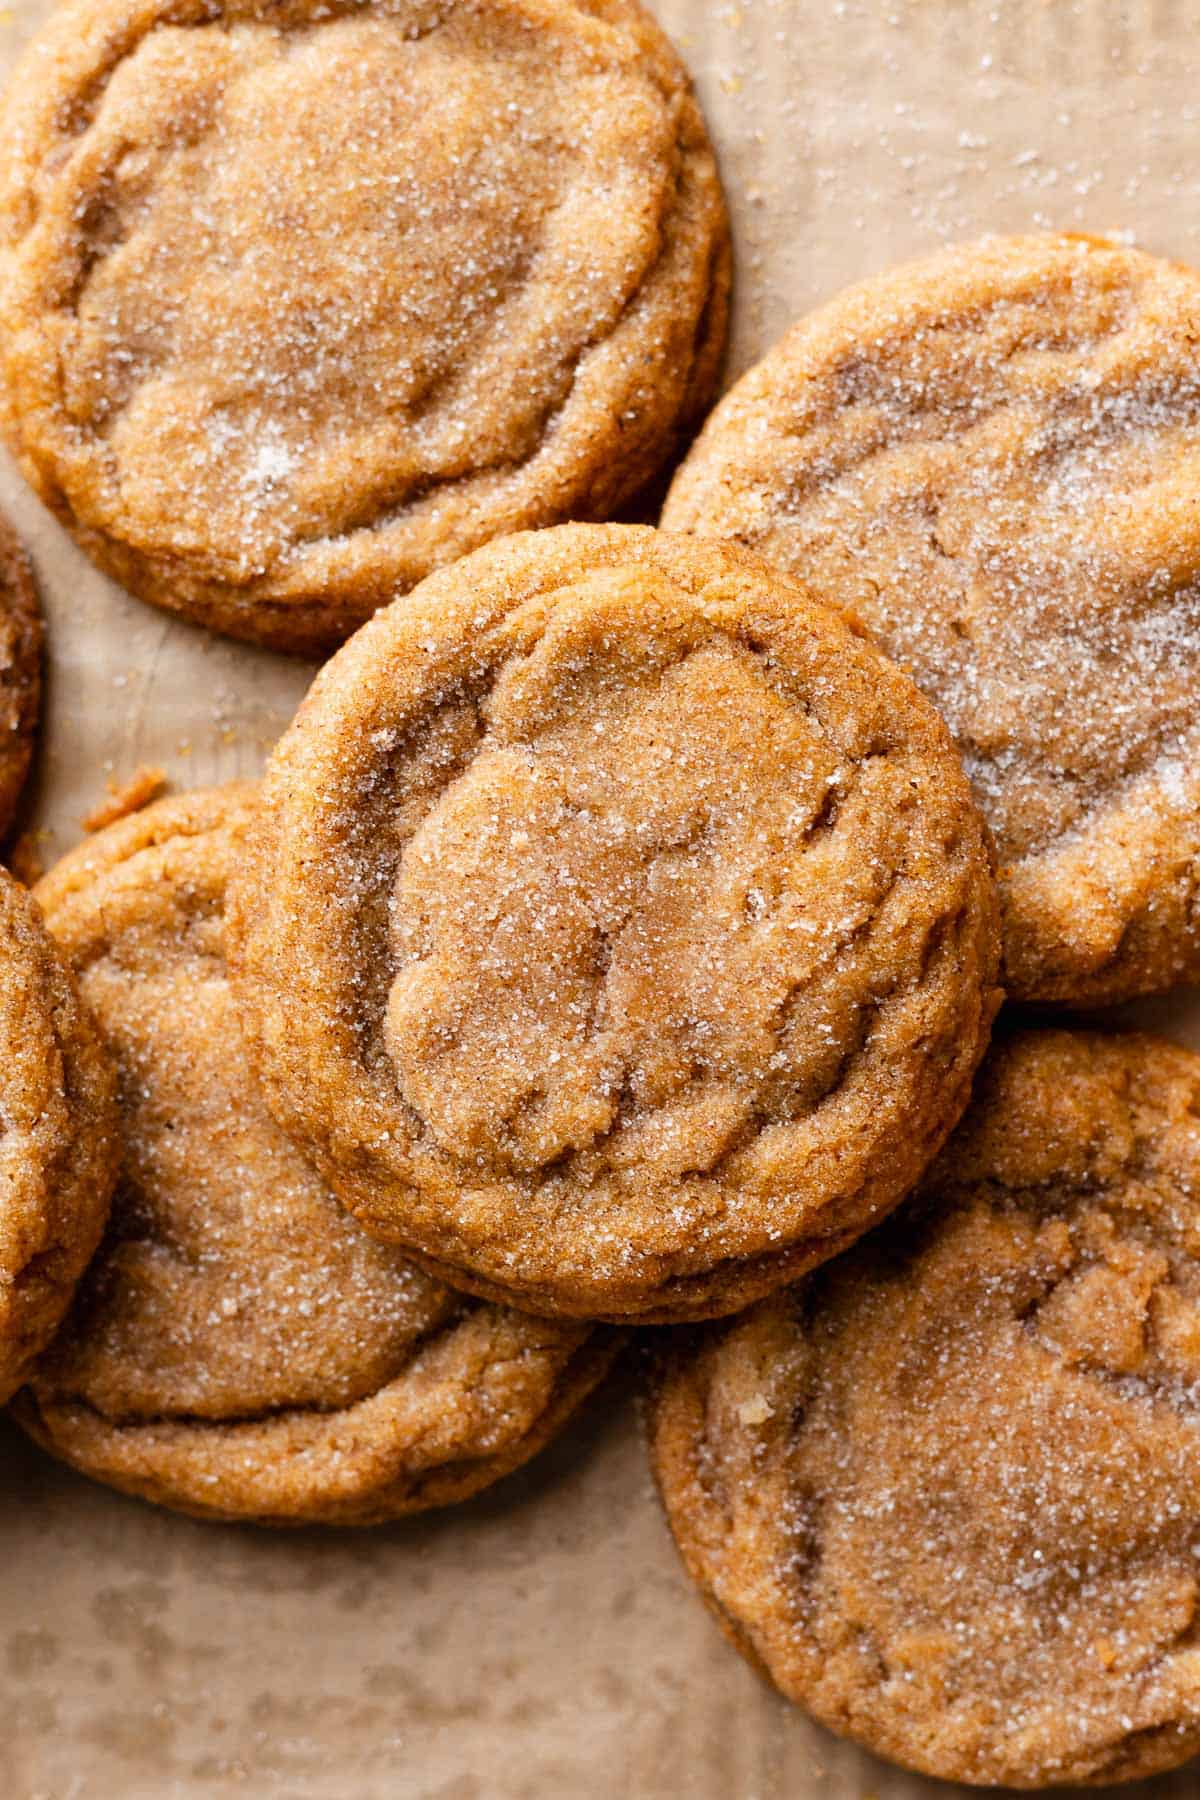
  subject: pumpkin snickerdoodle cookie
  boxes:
[15,786,617,1525]
[0,865,118,1404]
[228,524,1001,1324]
[649,1029,1200,1788]
[665,233,1200,1006]
[0,506,40,842]
[0,0,729,655]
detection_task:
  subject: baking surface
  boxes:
[3,1,1200,1794]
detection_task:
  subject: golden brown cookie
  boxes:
[228,523,1001,1323]
[665,233,1200,1006]
[0,865,118,1403]
[0,506,41,841]
[649,1028,1200,1788]
[0,0,729,656]
[16,785,618,1525]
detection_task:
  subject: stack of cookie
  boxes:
[0,0,1199,1790]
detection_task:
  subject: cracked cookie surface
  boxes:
[0,0,728,654]
[664,234,1200,1004]
[16,786,616,1525]
[649,1028,1200,1787]
[0,865,118,1403]
[228,524,1000,1323]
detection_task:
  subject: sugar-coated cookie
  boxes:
[0,865,117,1403]
[0,0,729,653]
[17,787,617,1524]
[650,1029,1200,1787]
[666,234,1200,1004]
[0,506,40,842]
[229,524,1000,1323]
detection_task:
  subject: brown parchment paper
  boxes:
[3,2,1200,1795]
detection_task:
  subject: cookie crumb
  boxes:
[737,1395,774,1426]
[82,766,167,832]
[7,829,46,886]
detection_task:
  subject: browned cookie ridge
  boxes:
[649,1029,1200,1788]
[0,865,118,1403]
[0,505,40,842]
[228,524,1001,1323]
[0,0,729,654]
[17,786,618,1526]
[665,233,1200,1005]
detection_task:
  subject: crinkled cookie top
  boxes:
[229,524,1000,1322]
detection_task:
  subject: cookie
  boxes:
[648,1029,1200,1788]
[14,786,618,1525]
[0,505,41,841]
[0,865,118,1403]
[0,0,729,656]
[664,233,1200,1005]
[228,523,1001,1323]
